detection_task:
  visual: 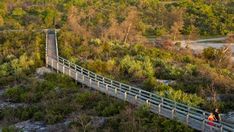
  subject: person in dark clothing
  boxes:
[214,108,221,122]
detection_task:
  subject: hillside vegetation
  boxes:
[0,0,233,131]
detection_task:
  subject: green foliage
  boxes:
[89,38,102,46]
[159,88,205,107]
[75,91,100,109]
[0,32,44,85]
[203,47,219,60]
[2,126,16,132]
[0,106,41,123]
[0,63,10,76]
[134,105,194,132]
[4,86,26,102]
[12,8,26,17]
[95,99,124,117]
[120,55,144,79]
[33,111,44,121]
[11,54,35,74]
[44,111,63,124]
[1,73,79,124]
[0,15,4,26]
[120,55,154,80]
[43,8,57,27]
[143,77,157,91]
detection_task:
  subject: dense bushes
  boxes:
[0,32,44,86]
[1,73,79,125]
[0,106,41,123]
[95,100,124,117]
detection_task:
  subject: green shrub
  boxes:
[143,77,157,91]
[4,86,26,102]
[75,91,104,109]
[2,126,16,132]
[45,111,63,124]
[95,100,124,117]
[202,47,219,60]
[33,111,44,121]
[159,88,205,107]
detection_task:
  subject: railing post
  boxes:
[56,60,59,73]
[62,59,65,74]
[134,95,138,104]
[75,72,78,84]
[146,99,150,107]
[188,107,190,113]
[46,56,48,67]
[203,112,206,118]
[171,108,175,119]
[45,31,48,67]
[158,103,162,114]
[220,125,223,132]
[51,59,54,69]
[68,62,71,76]
[97,81,100,88]
[89,78,92,87]
[186,114,189,125]
[202,119,205,131]
[115,88,117,94]
[124,92,127,101]
[106,84,108,94]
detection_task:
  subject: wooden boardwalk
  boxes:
[45,30,234,132]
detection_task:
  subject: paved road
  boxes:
[177,37,234,62]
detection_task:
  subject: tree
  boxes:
[104,7,146,44]
[67,6,90,40]
[73,114,92,132]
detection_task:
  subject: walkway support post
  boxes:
[45,31,48,67]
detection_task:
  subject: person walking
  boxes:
[208,112,216,126]
[214,108,221,123]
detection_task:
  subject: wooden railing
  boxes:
[46,30,233,132]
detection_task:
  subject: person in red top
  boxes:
[208,112,217,126]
